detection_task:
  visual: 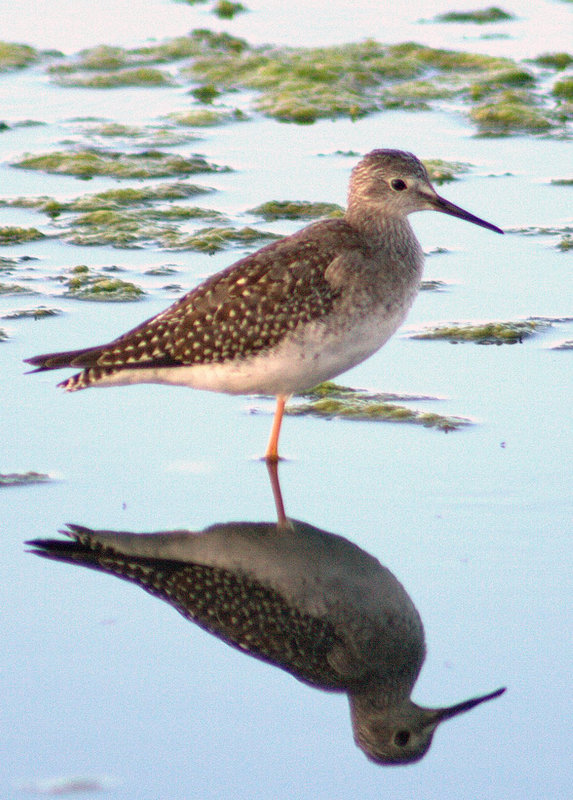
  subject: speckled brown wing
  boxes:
[28,526,346,690]
[27,220,360,380]
[95,220,355,369]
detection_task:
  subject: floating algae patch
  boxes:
[0,471,52,486]
[0,41,40,70]
[248,200,344,220]
[78,122,200,147]
[185,35,556,128]
[411,320,550,344]
[420,279,448,291]
[48,31,247,79]
[384,78,458,108]
[60,210,172,247]
[532,52,573,71]
[61,44,129,71]
[510,223,573,236]
[213,1,247,19]
[550,177,573,185]
[509,224,573,250]
[186,40,403,122]
[54,67,174,88]
[168,108,247,127]
[422,159,470,183]
[469,67,536,98]
[0,226,45,244]
[0,256,39,275]
[14,149,230,180]
[191,85,220,103]
[470,91,555,133]
[163,226,281,253]
[432,7,514,24]
[553,77,573,101]
[288,382,470,432]
[0,327,7,341]
[0,283,38,295]
[61,265,145,301]
[40,31,564,134]
[61,206,227,247]
[557,235,573,251]
[145,265,179,276]
[1,306,62,319]
[69,182,212,211]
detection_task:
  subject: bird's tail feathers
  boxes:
[24,346,103,373]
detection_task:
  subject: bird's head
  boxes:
[350,686,506,765]
[349,149,503,234]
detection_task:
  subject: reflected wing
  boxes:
[28,525,347,690]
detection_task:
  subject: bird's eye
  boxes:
[390,178,407,191]
[393,729,411,747]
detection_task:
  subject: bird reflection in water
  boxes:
[28,471,504,765]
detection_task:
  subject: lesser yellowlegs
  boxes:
[26,150,503,460]
[28,520,505,764]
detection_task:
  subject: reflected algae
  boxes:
[411,320,549,344]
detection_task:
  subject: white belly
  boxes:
[89,301,410,396]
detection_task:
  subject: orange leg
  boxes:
[265,394,287,462]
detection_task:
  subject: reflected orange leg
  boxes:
[266,458,287,527]
[264,394,287,463]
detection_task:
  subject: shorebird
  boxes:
[26,150,503,460]
[28,519,505,764]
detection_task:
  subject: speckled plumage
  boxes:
[28,519,505,765]
[26,149,502,457]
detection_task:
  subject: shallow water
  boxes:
[1,1,572,798]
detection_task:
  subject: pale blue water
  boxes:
[1,1,572,798]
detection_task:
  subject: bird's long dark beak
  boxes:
[432,194,504,234]
[428,687,506,726]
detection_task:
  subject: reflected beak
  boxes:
[429,687,506,726]
[430,193,504,234]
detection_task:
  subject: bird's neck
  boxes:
[345,203,422,262]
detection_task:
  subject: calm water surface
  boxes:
[1,1,571,798]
